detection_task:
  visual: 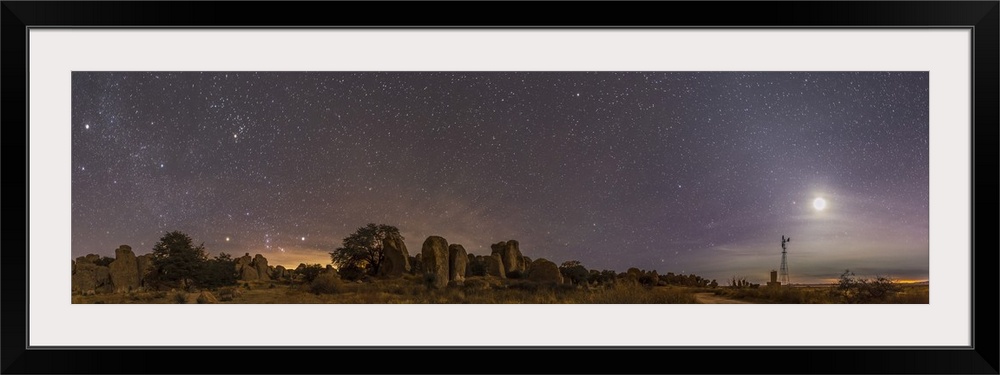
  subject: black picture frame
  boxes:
[3,1,997,374]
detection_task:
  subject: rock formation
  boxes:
[72,255,101,294]
[234,253,272,281]
[448,244,468,284]
[484,253,506,279]
[241,264,259,280]
[378,235,410,278]
[526,258,564,284]
[420,236,450,289]
[108,245,140,293]
[196,291,219,304]
[491,240,525,274]
[466,254,477,277]
[253,254,271,281]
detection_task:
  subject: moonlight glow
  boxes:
[813,197,827,211]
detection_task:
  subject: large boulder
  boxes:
[484,253,506,279]
[491,240,525,274]
[196,291,219,304]
[95,264,112,293]
[240,265,259,281]
[109,245,140,293]
[448,244,468,284]
[526,258,563,284]
[253,254,271,281]
[274,265,287,279]
[420,236,450,289]
[466,254,477,277]
[235,253,269,281]
[378,235,410,278]
[236,253,252,271]
[72,257,100,294]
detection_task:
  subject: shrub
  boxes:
[338,265,366,282]
[310,273,344,294]
[172,292,187,304]
[467,256,486,277]
[638,273,658,287]
[217,287,236,302]
[832,270,902,303]
[559,263,589,285]
[507,280,542,292]
[295,264,324,283]
[422,272,439,288]
[195,253,238,289]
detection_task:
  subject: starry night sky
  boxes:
[71,72,929,284]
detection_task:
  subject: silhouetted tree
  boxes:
[295,263,325,283]
[559,260,589,285]
[150,231,208,290]
[196,252,238,288]
[330,223,403,277]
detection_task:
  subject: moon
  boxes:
[813,197,827,211]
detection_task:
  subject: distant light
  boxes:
[225,237,230,242]
[301,237,306,241]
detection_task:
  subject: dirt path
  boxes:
[694,292,752,304]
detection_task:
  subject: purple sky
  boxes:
[72,72,929,284]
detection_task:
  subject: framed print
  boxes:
[4,1,997,374]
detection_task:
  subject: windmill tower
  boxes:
[779,235,791,285]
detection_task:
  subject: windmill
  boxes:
[779,235,791,285]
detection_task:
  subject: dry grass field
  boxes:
[72,275,699,304]
[708,283,929,304]
[72,275,927,304]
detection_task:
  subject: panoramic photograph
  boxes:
[71,71,929,304]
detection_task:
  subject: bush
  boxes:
[295,264,324,283]
[559,264,589,285]
[172,292,187,304]
[467,257,486,277]
[310,273,344,294]
[832,270,902,303]
[728,276,759,289]
[422,272,439,288]
[507,280,543,292]
[638,273,658,287]
[195,253,238,289]
[338,265,366,282]
[217,287,236,302]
